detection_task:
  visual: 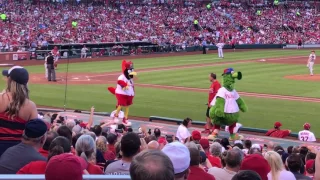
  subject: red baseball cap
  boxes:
[45,153,88,180]
[304,123,311,130]
[158,136,167,145]
[199,138,210,149]
[274,122,282,128]
[191,130,201,141]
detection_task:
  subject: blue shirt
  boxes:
[202,40,207,46]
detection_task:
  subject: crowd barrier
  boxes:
[284,44,320,49]
[0,175,130,180]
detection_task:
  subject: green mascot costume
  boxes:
[209,68,248,140]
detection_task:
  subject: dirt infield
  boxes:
[262,57,306,64]
[285,74,320,81]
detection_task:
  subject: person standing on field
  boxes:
[307,50,316,76]
[202,73,221,134]
[46,53,56,82]
[216,41,225,58]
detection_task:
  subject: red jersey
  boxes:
[208,81,221,106]
[265,129,290,138]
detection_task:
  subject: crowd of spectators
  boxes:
[1,66,320,180]
[0,1,319,51]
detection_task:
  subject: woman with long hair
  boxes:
[75,135,104,174]
[176,117,192,143]
[0,66,38,156]
[264,151,295,180]
[96,136,115,161]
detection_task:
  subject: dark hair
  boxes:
[115,142,122,159]
[57,125,73,144]
[128,128,133,132]
[154,128,161,138]
[92,125,102,137]
[231,170,262,180]
[72,133,83,148]
[300,146,309,156]
[145,135,157,144]
[182,117,192,127]
[306,152,316,161]
[287,146,293,154]
[221,138,230,150]
[121,133,141,158]
[101,132,108,139]
[51,114,58,123]
[130,150,174,180]
[287,154,303,173]
[244,140,252,149]
[234,143,243,150]
[189,147,200,166]
[48,136,71,161]
[107,133,117,145]
[210,73,217,79]
[225,149,242,168]
[42,131,58,151]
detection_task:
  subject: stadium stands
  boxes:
[0,1,319,52]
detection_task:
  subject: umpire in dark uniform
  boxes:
[202,38,207,54]
[46,52,56,82]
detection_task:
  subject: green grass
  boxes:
[138,62,320,98]
[19,49,310,74]
[25,84,320,137]
[0,49,317,136]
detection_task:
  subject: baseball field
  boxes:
[1,49,320,136]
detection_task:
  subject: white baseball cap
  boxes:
[162,141,190,174]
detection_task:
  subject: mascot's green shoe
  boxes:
[209,68,248,139]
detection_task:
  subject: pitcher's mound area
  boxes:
[285,74,320,81]
[30,73,118,85]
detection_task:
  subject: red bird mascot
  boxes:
[108,60,137,126]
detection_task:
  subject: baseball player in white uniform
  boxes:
[298,123,316,142]
[216,42,225,58]
[307,50,316,76]
[44,52,51,78]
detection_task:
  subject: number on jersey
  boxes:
[301,136,309,141]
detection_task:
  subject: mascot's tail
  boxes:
[107,87,116,95]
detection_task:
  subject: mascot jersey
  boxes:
[210,87,240,113]
[116,74,134,96]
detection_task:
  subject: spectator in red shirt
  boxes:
[203,73,221,134]
[208,142,223,168]
[75,135,104,174]
[17,136,72,174]
[188,145,215,180]
[107,133,117,155]
[38,131,58,158]
[96,136,115,161]
[265,122,291,138]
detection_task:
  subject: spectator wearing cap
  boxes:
[39,131,58,157]
[0,119,47,174]
[199,138,210,154]
[0,66,38,156]
[105,132,141,175]
[305,160,315,179]
[265,122,291,138]
[208,142,223,168]
[130,150,175,180]
[176,117,192,143]
[191,130,201,143]
[264,151,295,180]
[158,136,168,150]
[154,128,161,139]
[298,123,316,142]
[231,170,262,180]
[240,154,270,180]
[162,142,190,180]
[75,135,103,174]
[208,149,243,180]
[45,153,88,180]
[188,145,216,180]
[17,136,72,174]
[286,154,312,180]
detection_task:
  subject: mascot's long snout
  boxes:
[232,71,242,80]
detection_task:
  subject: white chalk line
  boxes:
[85,56,305,78]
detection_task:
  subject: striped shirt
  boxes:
[0,113,27,141]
